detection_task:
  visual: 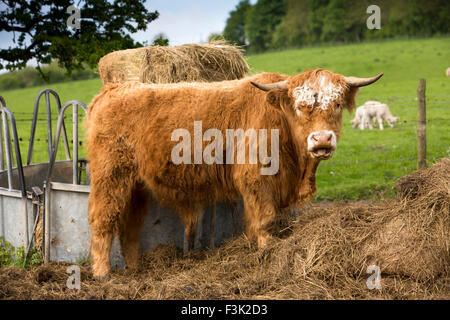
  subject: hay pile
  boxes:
[362,158,449,281]
[98,41,249,85]
[0,159,448,299]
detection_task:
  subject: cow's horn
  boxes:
[250,80,288,91]
[344,73,384,87]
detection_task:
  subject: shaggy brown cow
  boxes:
[87,69,383,278]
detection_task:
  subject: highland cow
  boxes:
[86,69,383,278]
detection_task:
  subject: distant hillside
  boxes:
[0,63,98,91]
[223,0,450,52]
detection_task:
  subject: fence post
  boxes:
[417,79,426,169]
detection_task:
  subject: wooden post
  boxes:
[417,79,426,169]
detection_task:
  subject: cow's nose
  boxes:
[307,130,337,160]
[311,132,332,144]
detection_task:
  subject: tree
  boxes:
[0,0,159,78]
[152,33,169,46]
[245,0,287,52]
[321,0,348,42]
[271,0,309,48]
[206,33,224,43]
[223,0,252,46]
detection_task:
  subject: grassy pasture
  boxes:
[0,37,449,200]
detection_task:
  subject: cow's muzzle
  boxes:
[307,130,337,160]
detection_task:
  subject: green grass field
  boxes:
[0,37,449,199]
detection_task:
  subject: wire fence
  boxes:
[3,88,450,199]
[316,92,450,198]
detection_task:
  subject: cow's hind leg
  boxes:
[209,206,216,248]
[180,209,203,255]
[194,209,205,250]
[89,169,135,279]
[118,183,151,270]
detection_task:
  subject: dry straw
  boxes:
[1,158,448,299]
[98,41,250,85]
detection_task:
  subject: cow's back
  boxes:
[86,73,297,209]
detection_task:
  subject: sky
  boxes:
[137,0,256,46]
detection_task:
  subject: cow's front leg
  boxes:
[183,224,195,255]
[298,158,320,205]
[241,193,276,248]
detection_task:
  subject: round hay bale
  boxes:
[98,48,146,84]
[98,41,249,85]
[446,67,450,77]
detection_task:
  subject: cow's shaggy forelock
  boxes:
[292,75,344,110]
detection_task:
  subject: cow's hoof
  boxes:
[92,265,111,280]
[257,234,273,249]
[93,272,111,281]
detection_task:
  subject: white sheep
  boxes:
[351,101,399,130]
[351,105,370,130]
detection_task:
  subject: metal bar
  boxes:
[0,110,3,171]
[45,92,53,161]
[28,89,71,165]
[5,107,28,196]
[55,95,72,161]
[27,90,43,165]
[0,188,22,197]
[50,182,90,193]
[2,111,13,189]
[22,197,29,247]
[23,202,40,268]
[44,181,50,263]
[73,104,78,184]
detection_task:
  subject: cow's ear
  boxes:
[266,89,291,110]
[343,87,360,113]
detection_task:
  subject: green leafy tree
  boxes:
[152,33,169,46]
[0,0,159,79]
[271,0,309,48]
[223,0,252,46]
[321,0,348,42]
[245,0,287,52]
